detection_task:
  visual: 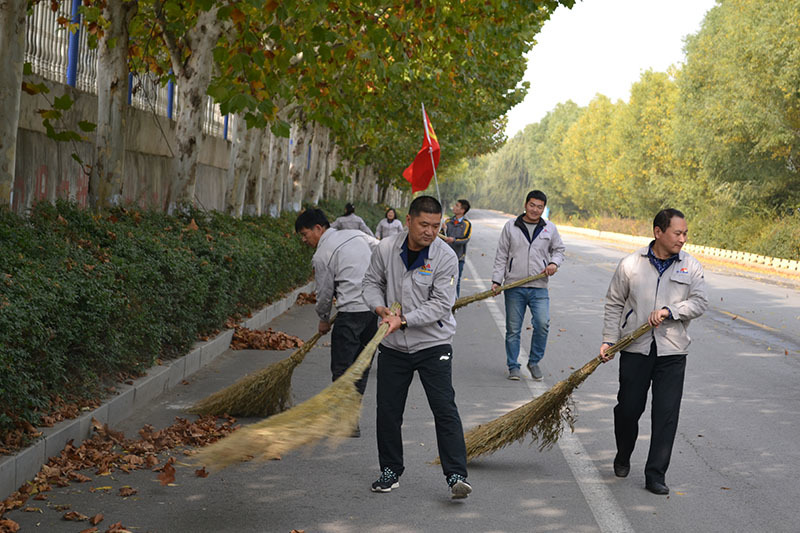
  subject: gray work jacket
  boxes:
[603,244,709,356]
[375,218,404,239]
[313,228,378,322]
[492,215,566,288]
[362,230,458,353]
[331,213,375,237]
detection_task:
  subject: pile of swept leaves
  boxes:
[294,292,317,305]
[230,327,304,351]
[0,415,237,532]
[0,201,313,445]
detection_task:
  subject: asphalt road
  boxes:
[8,209,800,532]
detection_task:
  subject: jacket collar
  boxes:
[639,242,686,262]
[514,214,547,241]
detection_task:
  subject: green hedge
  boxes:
[0,202,313,437]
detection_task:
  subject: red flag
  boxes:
[403,106,440,193]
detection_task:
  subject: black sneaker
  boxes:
[371,467,399,493]
[447,474,472,499]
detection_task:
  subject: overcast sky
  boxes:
[505,0,719,137]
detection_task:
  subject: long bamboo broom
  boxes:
[193,303,401,471]
[437,322,653,463]
[452,272,547,311]
[188,316,337,418]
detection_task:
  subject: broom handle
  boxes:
[288,314,337,365]
[596,322,654,362]
[452,272,548,311]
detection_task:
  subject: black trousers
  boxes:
[614,341,687,484]
[376,343,468,479]
[330,311,378,395]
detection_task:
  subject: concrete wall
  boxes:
[11,75,230,214]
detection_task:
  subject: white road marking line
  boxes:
[465,256,635,533]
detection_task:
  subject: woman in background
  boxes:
[331,203,375,237]
[375,208,404,239]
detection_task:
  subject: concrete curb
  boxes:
[0,281,314,500]
[559,225,800,279]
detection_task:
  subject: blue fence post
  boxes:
[127,73,133,105]
[307,144,311,170]
[166,79,174,119]
[66,0,81,87]
[223,115,229,140]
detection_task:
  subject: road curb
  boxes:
[0,281,314,500]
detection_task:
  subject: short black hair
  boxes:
[525,190,547,205]
[344,202,355,215]
[385,208,397,219]
[456,199,471,214]
[653,208,685,232]
[408,195,442,217]
[295,208,330,233]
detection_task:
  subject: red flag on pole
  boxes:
[403,106,440,193]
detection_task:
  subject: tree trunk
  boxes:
[287,119,309,212]
[267,134,287,217]
[225,115,257,217]
[306,122,328,205]
[163,7,225,212]
[0,0,27,206]
[91,0,138,210]
[243,128,263,215]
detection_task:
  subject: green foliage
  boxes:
[0,202,312,437]
[440,0,800,259]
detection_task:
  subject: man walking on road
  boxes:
[441,199,472,298]
[491,190,565,381]
[295,209,379,437]
[362,195,472,499]
[599,208,709,495]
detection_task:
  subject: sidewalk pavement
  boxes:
[0,282,313,500]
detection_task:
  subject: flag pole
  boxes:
[421,103,442,207]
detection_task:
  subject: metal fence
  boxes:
[23,0,227,139]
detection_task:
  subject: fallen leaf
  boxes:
[90,513,104,525]
[105,522,133,533]
[63,511,89,521]
[559,328,566,332]
[89,486,113,493]
[118,486,137,497]
[70,472,92,483]
[22,507,42,512]
[0,519,20,532]
[54,504,71,511]
[721,486,731,490]
[185,219,199,231]
[79,528,99,533]
[157,458,176,486]
[195,467,209,478]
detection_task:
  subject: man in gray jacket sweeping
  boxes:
[599,208,709,495]
[295,209,379,437]
[362,195,471,499]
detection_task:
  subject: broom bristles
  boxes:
[193,304,400,471]
[188,317,335,417]
[441,322,653,463]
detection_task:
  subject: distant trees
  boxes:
[441,0,800,257]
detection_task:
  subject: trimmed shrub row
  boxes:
[0,201,313,437]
